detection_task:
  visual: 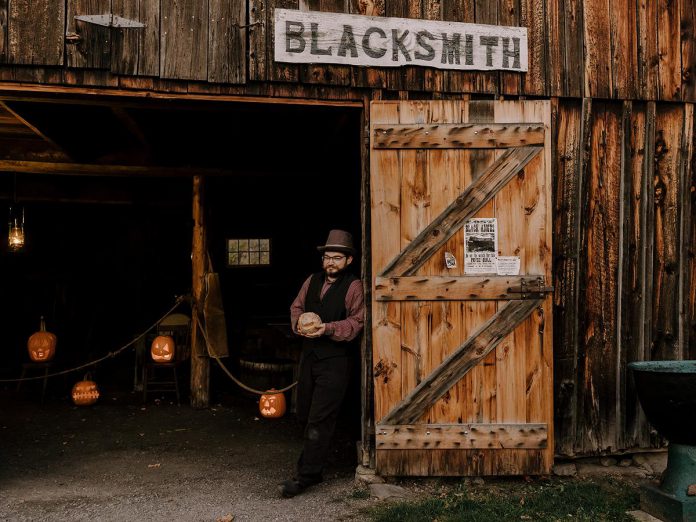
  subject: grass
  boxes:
[366,477,640,522]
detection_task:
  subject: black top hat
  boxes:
[317,229,356,255]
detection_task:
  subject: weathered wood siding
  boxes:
[552,99,694,455]
[0,0,695,99]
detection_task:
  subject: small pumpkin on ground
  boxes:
[72,377,99,406]
[259,389,286,418]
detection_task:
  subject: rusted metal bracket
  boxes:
[507,277,553,299]
[74,14,146,28]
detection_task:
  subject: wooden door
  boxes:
[370,100,553,476]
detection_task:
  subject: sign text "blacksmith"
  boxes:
[274,9,528,72]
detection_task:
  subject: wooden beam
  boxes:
[372,123,546,149]
[376,423,548,449]
[380,146,542,277]
[190,175,210,408]
[0,101,67,154]
[0,83,364,108]
[379,298,543,426]
[0,160,239,177]
[111,107,152,153]
[375,275,550,301]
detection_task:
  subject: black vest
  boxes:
[302,271,358,359]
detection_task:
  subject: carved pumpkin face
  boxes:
[27,317,56,362]
[72,380,99,406]
[259,390,286,419]
[151,335,175,362]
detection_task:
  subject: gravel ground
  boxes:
[0,391,374,522]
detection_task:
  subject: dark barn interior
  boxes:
[0,100,362,436]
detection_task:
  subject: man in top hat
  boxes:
[280,229,365,498]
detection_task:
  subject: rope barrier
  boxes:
[194,310,297,396]
[0,296,187,383]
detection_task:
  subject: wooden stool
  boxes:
[142,362,180,405]
[17,362,52,404]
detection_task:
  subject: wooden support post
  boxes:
[191,175,210,408]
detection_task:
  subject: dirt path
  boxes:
[0,392,372,521]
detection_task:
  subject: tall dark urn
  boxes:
[629,361,696,522]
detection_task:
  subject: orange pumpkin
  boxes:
[72,380,99,406]
[27,316,56,362]
[259,389,286,418]
[151,335,175,363]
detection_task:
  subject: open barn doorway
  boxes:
[0,96,365,479]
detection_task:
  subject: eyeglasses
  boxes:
[322,255,347,263]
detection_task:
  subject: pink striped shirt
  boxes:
[290,275,365,342]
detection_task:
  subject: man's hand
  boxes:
[302,323,326,338]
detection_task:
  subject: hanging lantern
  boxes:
[259,389,286,419]
[151,335,175,362]
[27,316,57,362]
[72,378,100,406]
[8,205,24,252]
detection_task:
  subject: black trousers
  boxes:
[295,351,351,484]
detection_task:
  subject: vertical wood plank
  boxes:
[371,102,402,424]
[621,101,651,448]
[499,0,520,95]
[637,0,659,100]
[552,98,585,455]
[519,0,547,95]
[0,0,7,62]
[8,0,65,65]
[208,0,246,83]
[576,102,622,453]
[582,0,611,99]
[111,0,160,76]
[160,0,209,80]
[677,105,693,371]
[680,0,696,101]
[686,105,696,359]
[563,0,584,97]
[546,0,564,97]
[248,0,267,81]
[651,105,684,360]
[657,0,681,100]
[191,175,210,408]
[609,0,638,99]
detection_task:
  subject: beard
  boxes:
[324,264,348,278]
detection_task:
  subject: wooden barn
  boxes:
[0,0,694,479]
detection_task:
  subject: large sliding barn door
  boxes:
[370,100,553,476]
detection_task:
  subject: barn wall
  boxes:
[0,1,695,458]
[0,0,695,101]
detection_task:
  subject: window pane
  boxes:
[239,239,249,251]
[228,253,239,265]
[249,239,259,251]
[239,252,249,265]
[249,252,260,264]
[260,251,270,265]
[260,239,270,251]
[228,239,238,253]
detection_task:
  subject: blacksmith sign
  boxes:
[274,9,528,72]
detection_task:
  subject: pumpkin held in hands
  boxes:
[27,316,56,362]
[259,389,286,418]
[72,379,99,406]
[297,312,322,335]
[151,335,175,363]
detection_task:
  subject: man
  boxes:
[280,229,365,498]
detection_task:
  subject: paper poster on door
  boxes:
[464,218,497,274]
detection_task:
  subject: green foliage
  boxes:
[368,478,640,522]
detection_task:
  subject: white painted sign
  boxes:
[274,9,528,72]
[464,218,498,274]
[496,256,521,276]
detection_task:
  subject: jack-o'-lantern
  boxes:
[151,335,175,363]
[259,389,286,418]
[297,312,322,335]
[72,379,99,406]
[27,316,56,362]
